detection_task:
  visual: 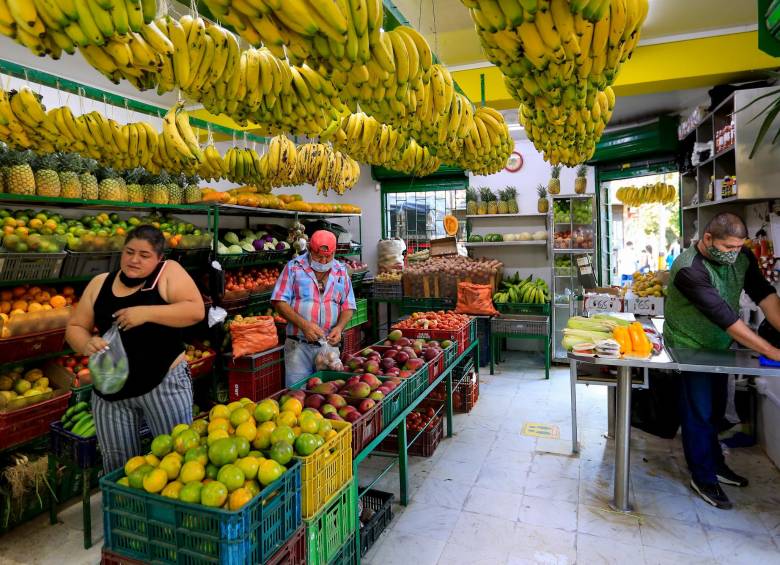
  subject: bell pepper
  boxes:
[613,326,632,355]
[628,322,651,357]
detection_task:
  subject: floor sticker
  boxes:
[521,422,560,439]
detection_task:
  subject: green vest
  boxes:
[664,246,748,350]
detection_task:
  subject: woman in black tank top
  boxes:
[66,226,205,472]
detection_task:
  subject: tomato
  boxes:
[65,357,77,368]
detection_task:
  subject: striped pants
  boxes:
[92,361,193,474]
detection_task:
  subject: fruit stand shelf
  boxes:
[465,241,547,247]
[0,194,212,213]
[552,248,595,253]
[466,213,547,218]
[216,204,361,218]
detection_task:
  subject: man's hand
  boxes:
[113,307,149,331]
[327,326,342,346]
[303,321,325,342]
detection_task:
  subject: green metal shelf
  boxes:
[0,194,212,214]
[0,275,92,288]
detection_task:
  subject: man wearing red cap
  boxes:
[272,230,356,386]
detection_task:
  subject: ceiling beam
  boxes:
[451,31,780,110]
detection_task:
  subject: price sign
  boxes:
[584,294,623,312]
[627,297,664,315]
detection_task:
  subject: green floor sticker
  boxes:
[521,423,560,439]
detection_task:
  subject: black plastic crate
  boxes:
[359,489,394,557]
[50,420,99,469]
[61,251,121,278]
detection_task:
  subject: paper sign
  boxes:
[584,294,623,312]
[522,423,560,439]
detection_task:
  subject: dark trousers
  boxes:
[679,371,728,485]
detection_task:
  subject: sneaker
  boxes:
[716,465,749,487]
[690,479,733,509]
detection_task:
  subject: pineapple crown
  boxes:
[497,188,507,200]
[7,149,33,167]
[124,167,145,184]
[58,152,83,173]
[465,186,478,201]
[81,158,98,174]
[536,184,548,198]
[34,152,59,170]
[504,186,517,198]
[550,165,562,179]
[187,174,201,186]
[479,187,495,202]
[176,172,188,187]
[96,166,118,180]
[576,164,587,178]
[157,170,171,184]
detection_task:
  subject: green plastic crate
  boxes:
[329,533,357,565]
[100,459,301,564]
[442,342,457,369]
[496,302,551,316]
[69,383,93,406]
[344,299,368,330]
[306,483,356,565]
[398,297,454,316]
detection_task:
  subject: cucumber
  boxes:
[71,401,89,414]
[72,416,94,436]
[63,419,76,430]
[80,424,96,438]
[70,411,91,424]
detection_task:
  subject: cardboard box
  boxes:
[429,237,458,257]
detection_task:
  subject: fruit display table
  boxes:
[568,346,778,513]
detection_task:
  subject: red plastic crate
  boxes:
[266,525,306,565]
[380,412,443,457]
[0,391,72,451]
[227,346,285,401]
[101,548,145,565]
[187,345,217,380]
[0,328,67,364]
[342,326,363,356]
[394,322,471,354]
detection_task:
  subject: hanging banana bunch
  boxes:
[616,183,677,206]
[463,0,649,165]
[293,143,360,195]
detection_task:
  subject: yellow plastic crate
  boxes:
[297,419,353,519]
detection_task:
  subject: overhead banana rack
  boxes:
[0,58,268,144]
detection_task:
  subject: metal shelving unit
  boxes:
[550,194,597,362]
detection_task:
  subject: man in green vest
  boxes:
[665,212,780,509]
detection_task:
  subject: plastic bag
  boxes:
[88,324,129,395]
[377,238,406,273]
[455,282,499,316]
[314,340,344,371]
[230,316,279,358]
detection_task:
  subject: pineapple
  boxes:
[80,158,99,200]
[125,168,144,203]
[537,184,549,213]
[466,187,478,215]
[548,165,561,195]
[0,144,8,193]
[575,165,587,194]
[147,172,169,205]
[496,188,509,214]
[168,173,185,205]
[505,186,519,213]
[5,150,35,195]
[184,175,201,204]
[33,153,62,197]
[484,188,499,215]
[58,153,83,199]
[477,187,489,215]
[97,167,126,201]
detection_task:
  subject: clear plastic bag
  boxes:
[314,340,344,372]
[88,324,129,395]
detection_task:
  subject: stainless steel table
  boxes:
[568,347,780,512]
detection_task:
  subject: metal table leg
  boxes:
[445,370,453,438]
[82,467,92,549]
[606,387,616,439]
[489,334,495,375]
[569,360,579,454]
[612,365,633,512]
[398,419,408,506]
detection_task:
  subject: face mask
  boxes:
[310,259,333,272]
[707,246,739,265]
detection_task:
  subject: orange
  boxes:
[61,286,75,297]
[174,430,200,454]
[243,479,261,498]
[270,426,295,445]
[144,454,160,467]
[124,456,147,476]
[235,456,259,481]
[143,468,168,493]
[190,419,208,436]
[229,407,252,428]
[161,480,183,499]
[184,446,209,466]
[252,427,273,451]
[159,455,182,480]
[257,460,285,486]
[151,434,174,458]
[217,464,245,492]
[128,464,155,489]
[208,438,238,466]
[171,423,191,438]
[0,289,11,301]
[11,287,25,299]
[36,291,51,303]
[253,400,279,423]
[275,411,297,428]
[11,300,27,312]
[207,418,230,435]
[207,429,230,446]
[235,421,257,442]
[26,302,43,313]
[49,295,66,309]
[299,413,319,434]
[226,401,244,413]
[179,481,203,504]
[229,487,253,510]
[0,301,10,314]
[281,398,302,417]
[200,481,228,508]
[179,461,206,483]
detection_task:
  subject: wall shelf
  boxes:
[465,240,547,247]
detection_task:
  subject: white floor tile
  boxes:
[451,510,518,552]
[476,463,528,495]
[392,503,460,541]
[518,495,578,532]
[694,497,769,534]
[577,504,642,544]
[525,474,579,503]
[705,526,780,565]
[508,523,576,565]
[414,477,471,510]
[368,530,445,565]
[464,485,524,522]
[576,532,643,564]
[633,487,699,522]
[430,458,482,485]
[437,540,510,565]
[642,546,717,565]
[639,515,712,557]
[529,452,580,480]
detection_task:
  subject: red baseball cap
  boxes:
[310,230,337,257]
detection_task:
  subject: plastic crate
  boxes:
[0,390,71,451]
[221,294,249,315]
[101,459,301,565]
[101,548,145,565]
[380,409,443,457]
[295,419,352,520]
[341,326,363,356]
[491,314,549,337]
[227,346,285,402]
[328,534,357,565]
[394,320,472,354]
[167,247,212,271]
[496,302,551,316]
[359,489,393,557]
[426,349,444,384]
[305,482,356,565]
[265,524,306,565]
[0,251,65,281]
[344,299,368,330]
[370,281,402,300]
[188,347,217,380]
[0,327,67,363]
[216,252,252,269]
[442,342,457,369]
[69,382,93,406]
[50,420,99,469]
[60,251,121,278]
[398,297,455,315]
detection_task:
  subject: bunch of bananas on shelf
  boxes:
[493,274,550,305]
[616,182,677,206]
[292,143,360,195]
[464,0,648,165]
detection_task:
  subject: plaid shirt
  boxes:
[271,254,356,338]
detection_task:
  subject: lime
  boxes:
[294,433,320,457]
[217,464,246,492]
[150,434,173,458]
[179,481,203,504]
[208,438,238,466]
[269,441,293,466]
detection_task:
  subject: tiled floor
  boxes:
[2,357,780,564]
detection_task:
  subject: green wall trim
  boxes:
[372,164,467,181]
[590,116,680,164]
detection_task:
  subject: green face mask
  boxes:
[707,246,739,265]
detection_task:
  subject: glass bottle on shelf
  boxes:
[706,176,714,202]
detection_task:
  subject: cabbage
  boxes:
[224,231,239,245]
[275,242,286,251]
[217,242,229,254]
[227,244,243,254]
[240,241,255,252]
[518,232,531,241]
[239,229,254,239]
[264,242,275,251]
